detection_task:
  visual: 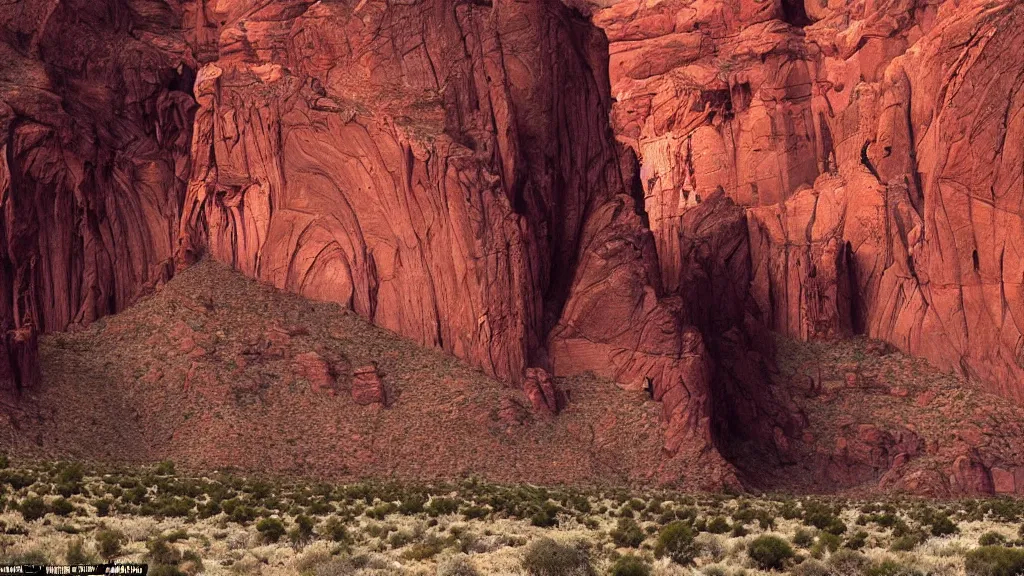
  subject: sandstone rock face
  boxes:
[582,0,1024,406]
[3,0,1024,492]
[0,0,194,392]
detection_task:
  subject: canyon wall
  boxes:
[0,0,195,391]
[2,0,1024,491]
[582,0,1024,406]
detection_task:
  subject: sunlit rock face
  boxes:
[582,0,1024,405]
[4,0,1024,493]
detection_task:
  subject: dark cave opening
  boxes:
[780,0,812,27]
[168,64,197,98]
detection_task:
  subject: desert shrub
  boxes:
[522,538,593,576]
[399,494,426,515]
[230,504,255,523]
[731,523,748,537]
[827,548,868,575]
[845,530,869,550]
[610,555,651,576]
[146,538,180,566]
[864,558,925,576]
[803,502,846,535]
[747,535,794,571]
[7,549,50,564]
[611,517,645,548]
[66,538,92,564]
[323,517,349,543]
[20,496,47,521]
[96,528,125,560]
[929,515,958,537]
[889,532,925,552]
[155,461,176,476]
[461,504,490,520]
[791,559,830,576]
[793,528,816,548]
[979,532,1008,546]
[810,532,841,558]
[256,517,286,543]
[702,567,727,576]
[95,498,113,516]
[1,470,35,490]
[427,497,460,517]
[654,521,697,565]
[290,514,315,545]
[402,534,452,560]
[0,454,7,468]
[531,501,562,528]
[365,502,398,520]
[437,554,480,576]
[705,517,730,534]
[57,462,84,484]
[965,546,1024,576]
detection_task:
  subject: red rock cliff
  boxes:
[4,0,1024,489]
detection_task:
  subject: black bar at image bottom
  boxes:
[0,566,147,575]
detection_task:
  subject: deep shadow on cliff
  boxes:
[2,0,1024,496]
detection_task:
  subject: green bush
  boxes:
[705,517,730,534]
[322,517,349,543]
[747,535,794,571]
[289,514,315,545]
[979,532,1008,546]
[522,538,593,576]
[401,534,451,560]
[930,515,958,537]
[793,528,816,548]
[20,497,47,521]
[654,521,696,565]
[427,497,460,517]
[145,538,180,566]
[531,502,562,528]
[609,555,651,576]
[155,461,175,476]
[845,530,869,550]
[810,531,841,558]
[94,498,113,517]
[96,528,124,560]
[965,546,1024,576]
[889,532,925,552]
[611,517,645,548]
[399,494,426,515]
[256,517,286,543]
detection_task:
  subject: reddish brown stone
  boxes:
[951,453,994,496]
[522,368,565,415]
[352,364,385,406]
[991,467,1016,495]
[294,352,335,394]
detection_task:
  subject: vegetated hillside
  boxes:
[0,259,723,489]
[1,259,1023,496]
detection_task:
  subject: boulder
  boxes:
[293,352,335,394]
[522,368,566,415]
[352,364,386,406]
